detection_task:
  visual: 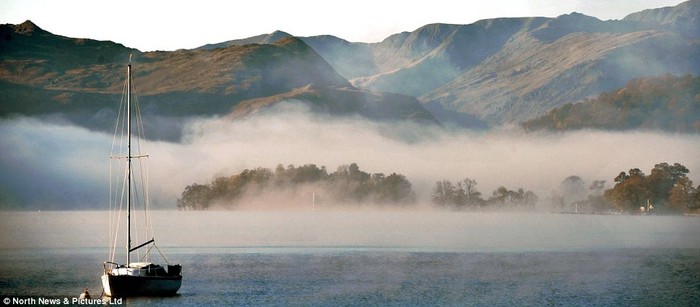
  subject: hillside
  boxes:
[2,0,699,132]
[421,17,698,124]
[0,22,437,140]
[288,0,700,125]
[522,74,700,133]
[623,0,700,37]
[230,84,439,124]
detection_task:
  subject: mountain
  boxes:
[3,0,699,133]
[276,0,700,125]
[198,32,382,84]
[1,22,438,140]
[623,0,700,37]
[420,14,699,124]
[197,30,294,49]
[522,74,700,133]
[230,84,438,124]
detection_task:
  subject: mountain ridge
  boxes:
[2,0,699,133]
[623,0,700,37]
[1,22,438,139]
[293,5,699,124]
[199,1,698,126]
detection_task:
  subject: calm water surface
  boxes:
[1,211,699,306]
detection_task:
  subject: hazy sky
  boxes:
[0,0,686,51]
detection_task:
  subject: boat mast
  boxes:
[127,54,132,266]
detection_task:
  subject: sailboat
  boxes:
[101,55,182,297]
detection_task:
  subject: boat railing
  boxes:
[103,261,124,274]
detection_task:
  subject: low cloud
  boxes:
[2,106,699,209]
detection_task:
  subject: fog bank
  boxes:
[2,211,699,251]
[1,109,699,209]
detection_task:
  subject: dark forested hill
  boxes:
[522,74,700,133]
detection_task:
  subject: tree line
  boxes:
[431,179,538,210]
[549,162,699,214]
[431,162,698,214]
[177,161,699,214]
[523,74,700,133]
[604,162,699,213]
[177,163,414,210]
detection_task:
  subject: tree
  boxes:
[432,178,484,209]
[377,173,415,204]
[605,170,649,212]
[694,185,700,211]
[614,172,629,184]
[177,183,212,210]
[520,190,538,207]
[489,186,511,206]
[604,163,692,213]
[668,177,695,212]
[432,180,455,207]
[589,180,606,195]
[176,163,416,209]
[550,190,565,212]
[647,162,690,209]
[485,186,538,208]
[629,168,644,178]
[559,175,587,209]
[457,178,482,208]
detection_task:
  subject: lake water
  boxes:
[1,211,699,305]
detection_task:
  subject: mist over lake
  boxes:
[3,113,698,305]
[2,1,700,304]
[2,210,700,250]
[1,211,699,305]
[2,110,699,210]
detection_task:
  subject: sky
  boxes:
[0,0,687,51]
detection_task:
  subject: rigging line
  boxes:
[109,59,135,265]
[110,161,129,264]
[136,147,152,246]
[109,157,125,261]
[111,70,129,165]
[153,243,170,265]
[131,163,142,262]
[110,75,127,156]
[111,157,130,263]
[108,75,129,262]
[115,73,130,264]
[132,163,153,262]
[109,150,120,261]
[109,161,114,262]
[145,159,153,246]
[138,158,152,256]
[130,74,155,252]
[131,75,143,141]
[139,242,157,262]
[109,158,113,262]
